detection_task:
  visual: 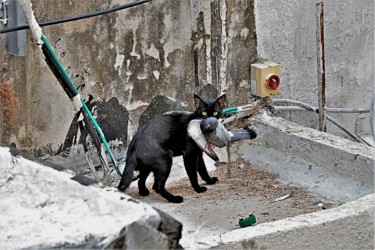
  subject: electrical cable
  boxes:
[272,99,373,147]
[0,0,151,34]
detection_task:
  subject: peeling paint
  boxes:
[219,0,228,93]
[240,28,250,39]
[1,0,259,154]
[130,30,141,60]
[114,53,125,76]
[205,36,212,85]
[137,74,148,80]
[153,70,160,80]
[127,100,149,111]
[146,43,160,61]
[125,59,132,83]
[239,80,248,88]
[161,2,192,68]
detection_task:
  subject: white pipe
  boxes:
[272,99,372,146]
[274,106,370,113]
[17,0,43,45]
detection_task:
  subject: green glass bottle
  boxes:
[239,214,256,228]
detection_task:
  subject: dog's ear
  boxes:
[194,94,205,109]
[215,94,227,109]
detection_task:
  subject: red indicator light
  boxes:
[266,74,280,90]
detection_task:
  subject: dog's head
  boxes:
[193,94,227,119]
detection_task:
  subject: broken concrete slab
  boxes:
[0,147,182,249]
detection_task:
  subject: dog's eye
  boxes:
[213,111,218,116]
[202,112,207,116]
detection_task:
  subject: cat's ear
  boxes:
[194,94,205,109]
[215,94,227,109]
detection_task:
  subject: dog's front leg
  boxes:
[197,153,218,185]
[183,146,207,193]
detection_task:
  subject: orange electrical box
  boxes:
[251,61,281,97]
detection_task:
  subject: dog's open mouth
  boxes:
[206,142,218,149]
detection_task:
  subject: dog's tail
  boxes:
[117,154,136,192]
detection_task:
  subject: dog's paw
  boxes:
[206,177,218,185]
[139,188,150,196]
[194,186,208,193]
[169,196,184,203]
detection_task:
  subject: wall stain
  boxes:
[0,79,20,144]
[138,95,186,128]
[58,97,129,155]
[191,11,207,87]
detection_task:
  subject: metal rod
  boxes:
[316,2,327,132]
[371,91,375,141]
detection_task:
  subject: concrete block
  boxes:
[0,146,182,249]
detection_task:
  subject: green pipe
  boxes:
[223,107,238,114]
[81,99,121,175]
[41,36,121,175]
[41,36,78,96]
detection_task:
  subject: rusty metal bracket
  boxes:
[0,0,8,25]
[316,2,327,132]
[3,0,27,56]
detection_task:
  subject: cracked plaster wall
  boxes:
[0,0,256,156]
[1,0,372,156]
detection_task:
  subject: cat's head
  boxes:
[193,94,227,119]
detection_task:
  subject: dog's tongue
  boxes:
[206,142,217,149]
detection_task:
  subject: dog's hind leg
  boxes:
[118,155,136,192]
[138,168,151,196]
[183,152,208,193]
[152,156,184,203]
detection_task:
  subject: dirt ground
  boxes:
[126,159,338,248]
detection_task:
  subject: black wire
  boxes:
[0,0,151,34]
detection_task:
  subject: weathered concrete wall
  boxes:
[0,0,257,156]
[1,0,373,155]
[254,0,374,138]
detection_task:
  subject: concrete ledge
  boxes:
[234,112,374,202]
[257,112,373,183]
[200,193,374,249]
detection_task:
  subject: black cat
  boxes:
[118,94,227,203]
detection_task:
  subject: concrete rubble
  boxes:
[0,146,182,249]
